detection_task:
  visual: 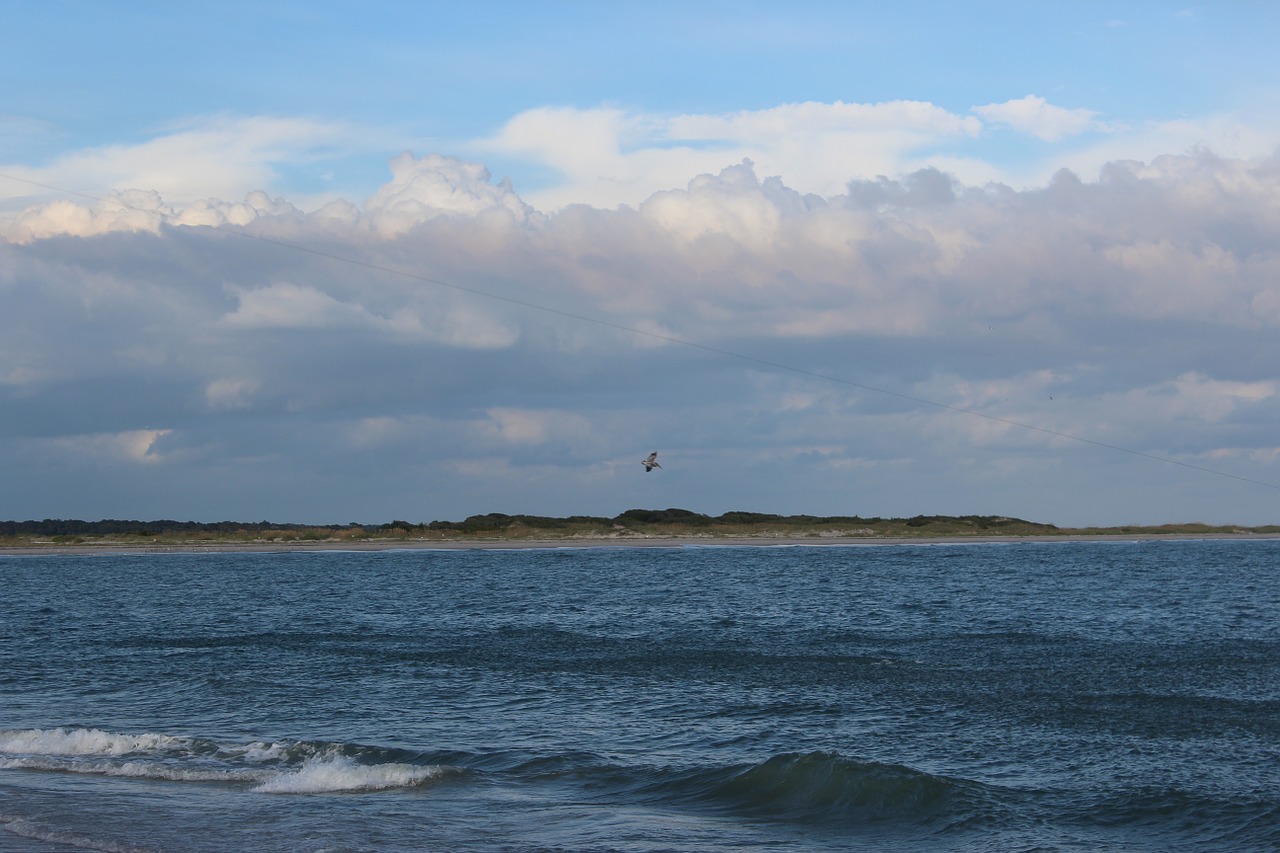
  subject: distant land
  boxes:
[3,510,1278,551]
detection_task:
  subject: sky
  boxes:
[3,1,1280,527]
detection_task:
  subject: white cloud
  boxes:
[639,161,792,243]
[0,152,538,243]
[0,185,307,243]
[972,95,1101,142]
[171,191,302,228]
[470,97,1280,208]
[1012,112,1280,189]
[1,191,169,242]
[223,282,368,330]
[364,152,537,237]
[0,115,358,208]
[41,429,174,466]
[478,100,983,210]
[7,97,1274,232]
[668,99,981,141]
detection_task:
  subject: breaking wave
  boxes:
[0,726,458,794]
[0,727,193,756]
[252,755,450,793]
[1,727,990,823]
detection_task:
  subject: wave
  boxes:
[0,726,194,756]
[632,751,993,826]
[0,754,260,783]
[0,727,459,794]
[252,755,450,793]
[1,727,986,823]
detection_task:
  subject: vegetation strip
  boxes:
[3,511,1276,549]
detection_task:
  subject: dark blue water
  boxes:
[1,540,1278,852]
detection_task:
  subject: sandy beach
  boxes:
[4,531,1279,556]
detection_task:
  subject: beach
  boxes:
[4,530,1279,556]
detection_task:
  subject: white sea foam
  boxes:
[0,726,189,756]
[0,754,262,783]
[1,727,450,795]
[219,740,295,762]
[252,755,447,793]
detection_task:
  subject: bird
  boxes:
[641,451,662,472]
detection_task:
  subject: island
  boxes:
[2,510,1278,554]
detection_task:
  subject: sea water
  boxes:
[1,540,1277,852]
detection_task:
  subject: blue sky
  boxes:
[3,2,1280,526]
[9,2,1278,202]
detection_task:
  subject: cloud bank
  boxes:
[8,93,1275,216]
[3,106,1280,525]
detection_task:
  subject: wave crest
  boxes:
[1,727,456,795]
[252,755,450,793]
[0,727,192,757]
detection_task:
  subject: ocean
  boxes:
[1,540,1277,852]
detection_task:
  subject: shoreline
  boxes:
[3,531,1279,556]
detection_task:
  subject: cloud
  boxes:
[39,429,174,466]
[686,100,978,136]
[639,160,807,243]
[1,190,173,242]
[478,99,983,209]
[364,152,537,237]
[223,282,378,330]
[1,116,357,205]
[972,95,1101,141]
[469,97,1280,211]
[4,144,1280,524]
[204,377,261,411]
[7,96,1272,225]
[480,408,600,452]
[221,280,520,349]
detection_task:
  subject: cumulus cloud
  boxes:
[4,142,1280,525]
[364,152,537,237]
[2,190,173,242]
[2,184,304,245]
[639,160,812,243]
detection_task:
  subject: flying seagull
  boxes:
[641,452,662,472]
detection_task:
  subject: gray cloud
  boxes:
[3,150,1279,525]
